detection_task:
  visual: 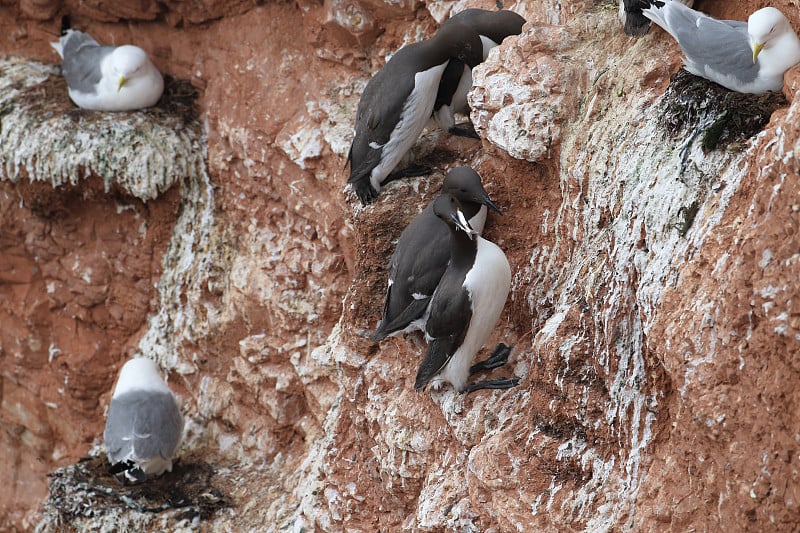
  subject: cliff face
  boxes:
[1,0,799,531]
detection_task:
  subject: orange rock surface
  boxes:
[1,0,799,530]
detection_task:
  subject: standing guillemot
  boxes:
[414,194,518,394]
[619,0,692,37]
[104,358,184,483]
[371,167,501,342]
[347,23,484,205]
[433,9,525,137]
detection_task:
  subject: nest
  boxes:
[660,68,787,153]
[38,453,231,531]
[0,58,205,201]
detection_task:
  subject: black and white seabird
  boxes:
[347,23,484,205]
[50,19,163,111]
[371,167,501,342]
[414,194,518,394]
[433,9,526,137]
[619,0,693,37]
[104,358,184,483]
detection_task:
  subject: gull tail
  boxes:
[50,15,72,57]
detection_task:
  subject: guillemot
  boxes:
[347,23,484,205]
[414,194,518,394]
[433,9,525,137]
[371,167,501,342]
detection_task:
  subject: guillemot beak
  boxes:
[481,195,502,215]
[117,75,126,92]
[752,42,764,64]
[450,208,477,240]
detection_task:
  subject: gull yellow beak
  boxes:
[117,75,126,92]
[752,42,764,64]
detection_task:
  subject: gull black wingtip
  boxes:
[60,14,72,36]
[109,459,135,475]
[620,0,668,36]
[623,17,652,37]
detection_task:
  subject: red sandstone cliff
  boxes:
[1,0,799,531]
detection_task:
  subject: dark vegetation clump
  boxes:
[153,75,200,126]
[660,69,787,153]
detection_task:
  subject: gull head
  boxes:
[748,7,792,63]
[108,45,151,91]
[113,358,171,397]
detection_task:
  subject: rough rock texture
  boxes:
[1,0,799,531]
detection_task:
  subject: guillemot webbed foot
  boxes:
[352,180,379,205]
[469,343,512,374]
[449,124,480,139]
[463,376,521,395]
[381,164,433,186]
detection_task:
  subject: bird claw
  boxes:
[449,124,480,139]
[353,180,378,205]
[463,376,521,395]
[469,343,512,374]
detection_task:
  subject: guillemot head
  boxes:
[446,9,526,45]
[433,194,477,240]
[431,22,484,69]
[441,166,502,214]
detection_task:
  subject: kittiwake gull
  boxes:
[51,29,164,111]
[103,358,184,483]
[642,1,800,93]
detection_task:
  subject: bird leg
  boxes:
[469,343,512,374]
[381,164,433,186]
[463,376,521,394]
[352,179,379,205]
[449,123,480,139]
